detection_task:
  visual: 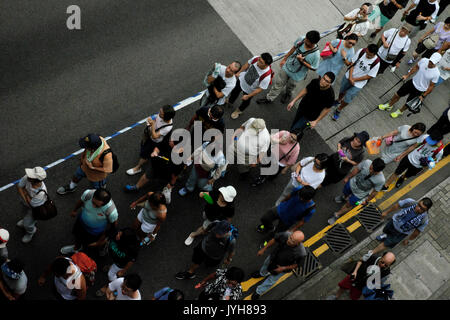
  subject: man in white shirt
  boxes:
[105,274,142,300]
[201,61,241,107]
[341,3,372,38]
[332,44,380,121]
[378,52,441,118]
[377,24,412,74]
[230,53,273,120]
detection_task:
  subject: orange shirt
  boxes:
[80,137,113,182]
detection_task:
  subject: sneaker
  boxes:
[175,271,196,280]
[378,103,392,111]
[256,224,275,234]
[332,100,340,107]
[390,109,403,118]
[184,234,195,246]
[251,292,260,300]
[362,250,374,262]
[395,176,405,188]
[96,289,106,297]
[332,110,341,121]
[376,234,387,241]
[231,109,243,120]
[60,244,80,255]
[162,186,172,204]
[369,32,377,38]
[126,168,142,176]
[22,232,35,244]
[124,184,138,193]
[407,59,416,65]
[280,92,291,104]
[259,240,269,249]
[178,187,189,196]
[56,184,76,195]
[381,185,389,192]
[251,271,264,278]
[251,176,266,187]
[334,195,345,203]
[256,97,272,104]
[16,219,24,229]
[326,294,337,300]
[328,213,339,225]
[390,66,397,73]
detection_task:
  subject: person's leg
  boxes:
[135,173,150,189]
[290,114,310,133]
[22,209,37,243]
[237,94,253,112]
[259,207,280,231]
[57,166,85,194]
[265,69,289,102]
[255,270,284,295]
[228,79,242,105]
[197,177,212,192]
[184,167,198,193]
[377,59,390,74]
[275,181,295,206]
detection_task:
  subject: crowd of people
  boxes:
[1,0,449,301]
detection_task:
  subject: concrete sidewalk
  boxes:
[284,176,450,300]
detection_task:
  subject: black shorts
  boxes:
[145,156,184,181]
[394,156,423,178]
[192,242,222,267]
[396,79,423,102]
[415,42,437,58]
[140,139,159,160]
[73,216,104,248]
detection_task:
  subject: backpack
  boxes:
[71,252,97,287]
[250,57,274,85]
[362,283,394,300]
[99,148,119,173]
[347,48,380,72]
[32,189,58,221]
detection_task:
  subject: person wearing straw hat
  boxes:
[16,166,48,243]
[378,52,442,118]
[0,228,10,261]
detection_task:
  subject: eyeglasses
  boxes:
[322,77,333,84]
[348,41,356,46]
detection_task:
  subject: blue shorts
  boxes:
[382,219,408,248]
[343,181,361,206]
[74,166,107,189]
[339,76,362,104]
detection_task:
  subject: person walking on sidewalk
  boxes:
[257,185,316,234]
[60,188,118,256]
[403,0,440,38]
[57,134,113,194]
[407,17,450,65]
[364,198,432,258]
[126,105,175,176]
[0,228,9,260]
[250,230,306,300]
[178,141,228,196]
[327,251,396,300]
[379,52,442,118]
[369,0,409,39]
[379,122,426,165]
[184,186,236,246]
[16,167,48,243]
[256,30,321,105]
[175,220,237,280]
[322,132,369,187]
[196,267,245,300]
[275,153,328,206]
[339,3,372,38]
[376,24,412,74]
[381,130,444,190]
[201,61,241,108]
[0,259,28,301]
[427,106,450,136]
[332,44,380,121]
[317,34,358,82]
[328,158,386,225]
[286,72,335,134]
[229,53,273,120]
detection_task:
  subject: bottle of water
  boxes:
[427,156,435,170]
[140,237,151,246]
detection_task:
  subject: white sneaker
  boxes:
[60,245,80,255]
[126,168,142,176]
[184,234,195,246]
[390,66,396,73]
[162,186,172,204]
[231,109,243,120]
[22,232,35,244]
[16,219,24,228]
[362,250,373,262]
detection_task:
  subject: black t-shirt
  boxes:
[379,0,408,19]
[195,106,225,134]
[354,255,391,289]
[107,229,139,268]
[204,189,235,221]
[297,78,335,121]
[268,232,307,272]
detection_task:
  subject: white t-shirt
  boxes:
[346,49,380,88]
[233,118,270,164]
[345,8,370,36]
[437,49,450,80]
[239,56,271,94]
[412,58,440,92]
[412,0,440,19]
[54,262,81,300]
[150,115,173,143]
[108,277,141,300]
[291,157,325,189]
[408,134,444,168]
[18,175,47,207]
[378,28,411,62]
[206,64,237,105]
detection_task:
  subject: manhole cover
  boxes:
[357,203,383,233]
[293,248,321,279]
[324,224,354,254]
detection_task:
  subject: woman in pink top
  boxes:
[252,129,301,186]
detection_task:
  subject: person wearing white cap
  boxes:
[379,52,442,118]
[184,186,236,246]
[228,118,270,181]
[16,167,48,243]
[0,228,9,260]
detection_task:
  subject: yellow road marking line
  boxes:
[347,221,362,233]
[241,277,264,292]
[243,273,292,300]
[313,243,329,256]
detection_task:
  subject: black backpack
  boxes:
[99,149,119,173]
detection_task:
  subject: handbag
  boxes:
[320,40,342,59]
[423,33,440,50]
[32,190,57,220]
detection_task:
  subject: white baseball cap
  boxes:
[25,167,47,181]
[429,52,442,65]
[0,228,10,249]
[218,186,237,202]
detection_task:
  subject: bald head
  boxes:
[379,252,396,268]
[287,231,305,246]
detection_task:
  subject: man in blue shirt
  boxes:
[363,197,431,260]
[257,186,316,234]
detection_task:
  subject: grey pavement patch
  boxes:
[390,261,433,300]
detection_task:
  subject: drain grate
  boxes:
[357,203,383,233]
[293,248,321,279]
[324,224,354,254]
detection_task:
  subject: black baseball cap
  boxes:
[79,133,102,149]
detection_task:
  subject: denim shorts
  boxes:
[343,181,361,206]
[339,76,362,104]
[74,166,107,189]
[382,219,408,248]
